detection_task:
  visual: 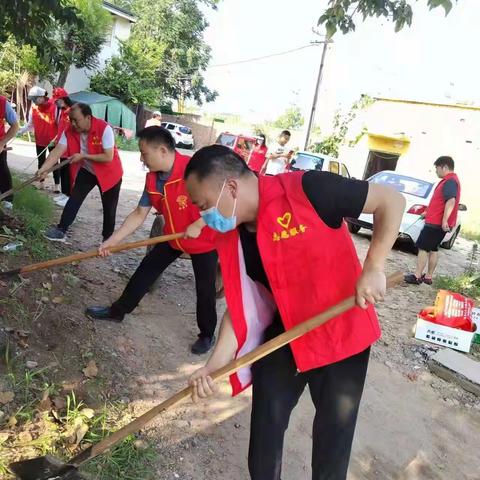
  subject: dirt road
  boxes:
[6,141,480,479]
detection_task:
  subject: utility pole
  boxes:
[304,39,331,150]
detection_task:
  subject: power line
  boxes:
[208,44,318,69]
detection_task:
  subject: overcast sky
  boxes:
[200,0,479,126]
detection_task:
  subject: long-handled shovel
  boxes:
[0,157,73,202]
[0,233,184,278]
[10,271,403,480]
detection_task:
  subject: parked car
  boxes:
[215,132,259,163]
[346,170,466,249]
[287,151,351,178]
[161,122,194,149]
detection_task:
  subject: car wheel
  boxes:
[347,222,361,234]
[441,226,460,250]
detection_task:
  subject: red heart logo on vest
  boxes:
[277,212,292,229]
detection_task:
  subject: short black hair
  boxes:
[434,156,454,170]
[184,144,252,182]
[137,126,175,150]
[280,130,291,137]
[71,102,92,117]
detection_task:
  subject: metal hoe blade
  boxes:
[9,456,87,480]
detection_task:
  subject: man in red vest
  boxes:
[52,87,74,207]
[0,95,19,209]
[85,126,219,354]
[18,86,59,191]
[37,103,123,242]
[405,156,461,285]
[183,145,405,479]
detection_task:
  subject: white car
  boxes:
[287,151,351,178]
[346,170,466,250]
[161,122,194,149]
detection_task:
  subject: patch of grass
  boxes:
[83,434,157,480]
[0,381,157,480]
[115,135,139,152]
[434,274,480,301]
[10,175,55,260]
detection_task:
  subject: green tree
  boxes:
[319,0,457,38]
[91,39,165,105]
[54,0,111,87]
[91,0,219,108]
[273,105,305,130]
[0,37,54,121]
[0,0,81,56]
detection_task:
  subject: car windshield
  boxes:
[290,153,324,171]
[179,126,191,134]
[370,172,433,198]
[216,133,236,148]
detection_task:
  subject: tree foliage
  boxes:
[309,95,373,157]
[319,0,457,38]
[54,0,111,86]
[91,0,219,108]
[273,105,305,130]
[0,0,81,57]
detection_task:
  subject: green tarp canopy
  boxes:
[69,91,136,133]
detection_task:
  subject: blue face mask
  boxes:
[200,180,237,233]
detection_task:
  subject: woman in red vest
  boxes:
[0,95,19,209]
[247,134,268,174]
[37,103,123,242]
[183,145,405,480]
[18,86,59,191]
[405,156,461,285]
[52,87,74,207]
[85,126,219,355]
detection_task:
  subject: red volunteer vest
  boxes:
[145,152,216,254]
[217,172,380,380]
[65,117,123,193]
[248,145,268,173]
[55,106,71,144]
[31,99,57,146]
[0,96,7,140]
[425,173,461,227]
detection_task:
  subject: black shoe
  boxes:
[404,273,422,285]
[85,306,124,322]
[191,335,215,355]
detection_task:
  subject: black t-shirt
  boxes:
[239,171,369,293]
[442,179,458,201]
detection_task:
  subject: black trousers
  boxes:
[36,145,59,185]
[58,168,121,240]
[59,158,71,196]
[249,322,370,480]
[111,241,218,338]
[0,149,13,202]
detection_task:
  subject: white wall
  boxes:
[64,15,133,93]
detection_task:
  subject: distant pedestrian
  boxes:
[247,134,268,174]
[145,111,162,128]
[405,156,461,285]
[264,130,292,175]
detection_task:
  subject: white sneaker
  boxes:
[1,201,13,210]
[55,197,69,208]
[54,193,68,202]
